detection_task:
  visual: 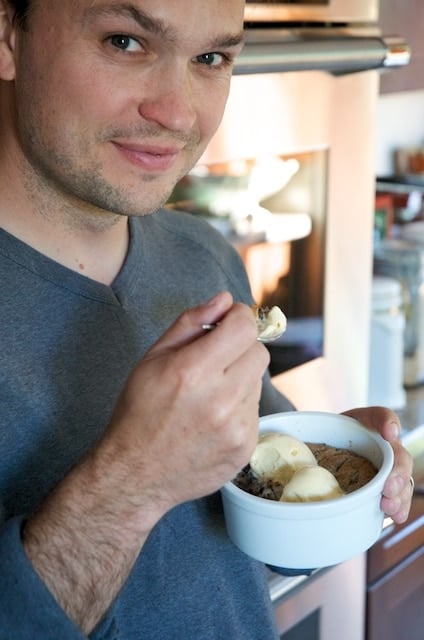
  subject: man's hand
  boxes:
[342,406,414,523]
[105,290,270,514]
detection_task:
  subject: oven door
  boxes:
[244,0,378,24]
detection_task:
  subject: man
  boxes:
[0,1,413,638]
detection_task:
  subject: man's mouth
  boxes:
[112,140,185,173]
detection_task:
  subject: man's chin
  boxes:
[92,183,174,218]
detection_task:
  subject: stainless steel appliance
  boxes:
[236,27,409,77]
[240,0,409,77]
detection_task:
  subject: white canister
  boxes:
[368,276,406,409]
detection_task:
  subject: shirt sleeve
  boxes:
[0,516,88,639]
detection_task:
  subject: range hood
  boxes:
[235,28,410,76]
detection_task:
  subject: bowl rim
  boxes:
[222,411,394,518]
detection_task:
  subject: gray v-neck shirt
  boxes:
[0,209,292,639]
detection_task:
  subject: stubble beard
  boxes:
[18,121,203,233]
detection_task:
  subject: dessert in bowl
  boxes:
[220,411,394,569]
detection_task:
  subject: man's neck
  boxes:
[0,183,130,286]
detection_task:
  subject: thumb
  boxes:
[146,291,234,357]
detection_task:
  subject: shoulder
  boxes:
[134,208,254,302]
[152,207,234,250]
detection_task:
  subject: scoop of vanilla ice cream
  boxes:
[250,433,317,484]
[280,465,345,503]
[256,306,287,340]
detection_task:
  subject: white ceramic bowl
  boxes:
[221,411,394,569]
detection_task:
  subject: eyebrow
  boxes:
[83,3,245,50]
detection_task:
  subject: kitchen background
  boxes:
[289,3,424,636]
[166,1,424,636]
[168,2,424,638]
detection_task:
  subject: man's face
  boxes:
[9,0,245,219]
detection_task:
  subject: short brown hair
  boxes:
[8,0,31,28]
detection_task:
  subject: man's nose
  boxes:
[138,66,197,134]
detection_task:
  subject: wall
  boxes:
[375,90,424,176]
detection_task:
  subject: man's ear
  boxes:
[0,0,16,81]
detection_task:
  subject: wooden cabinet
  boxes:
[366,495,424,640]
[379,0,424,93]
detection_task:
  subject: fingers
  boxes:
[107,293,269,508]
[342,406,401,440]
[145,291,235,357]
[146,292,264,376]
[381,439,414,524]
[342,406,413,524]
[199,303,267,373]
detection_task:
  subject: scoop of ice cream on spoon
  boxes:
[253,305,287,342]
[202,304,287,343]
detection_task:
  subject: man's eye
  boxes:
[109,34,141,53]
[195,52,228,68]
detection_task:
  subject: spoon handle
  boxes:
[201,323,280,344]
